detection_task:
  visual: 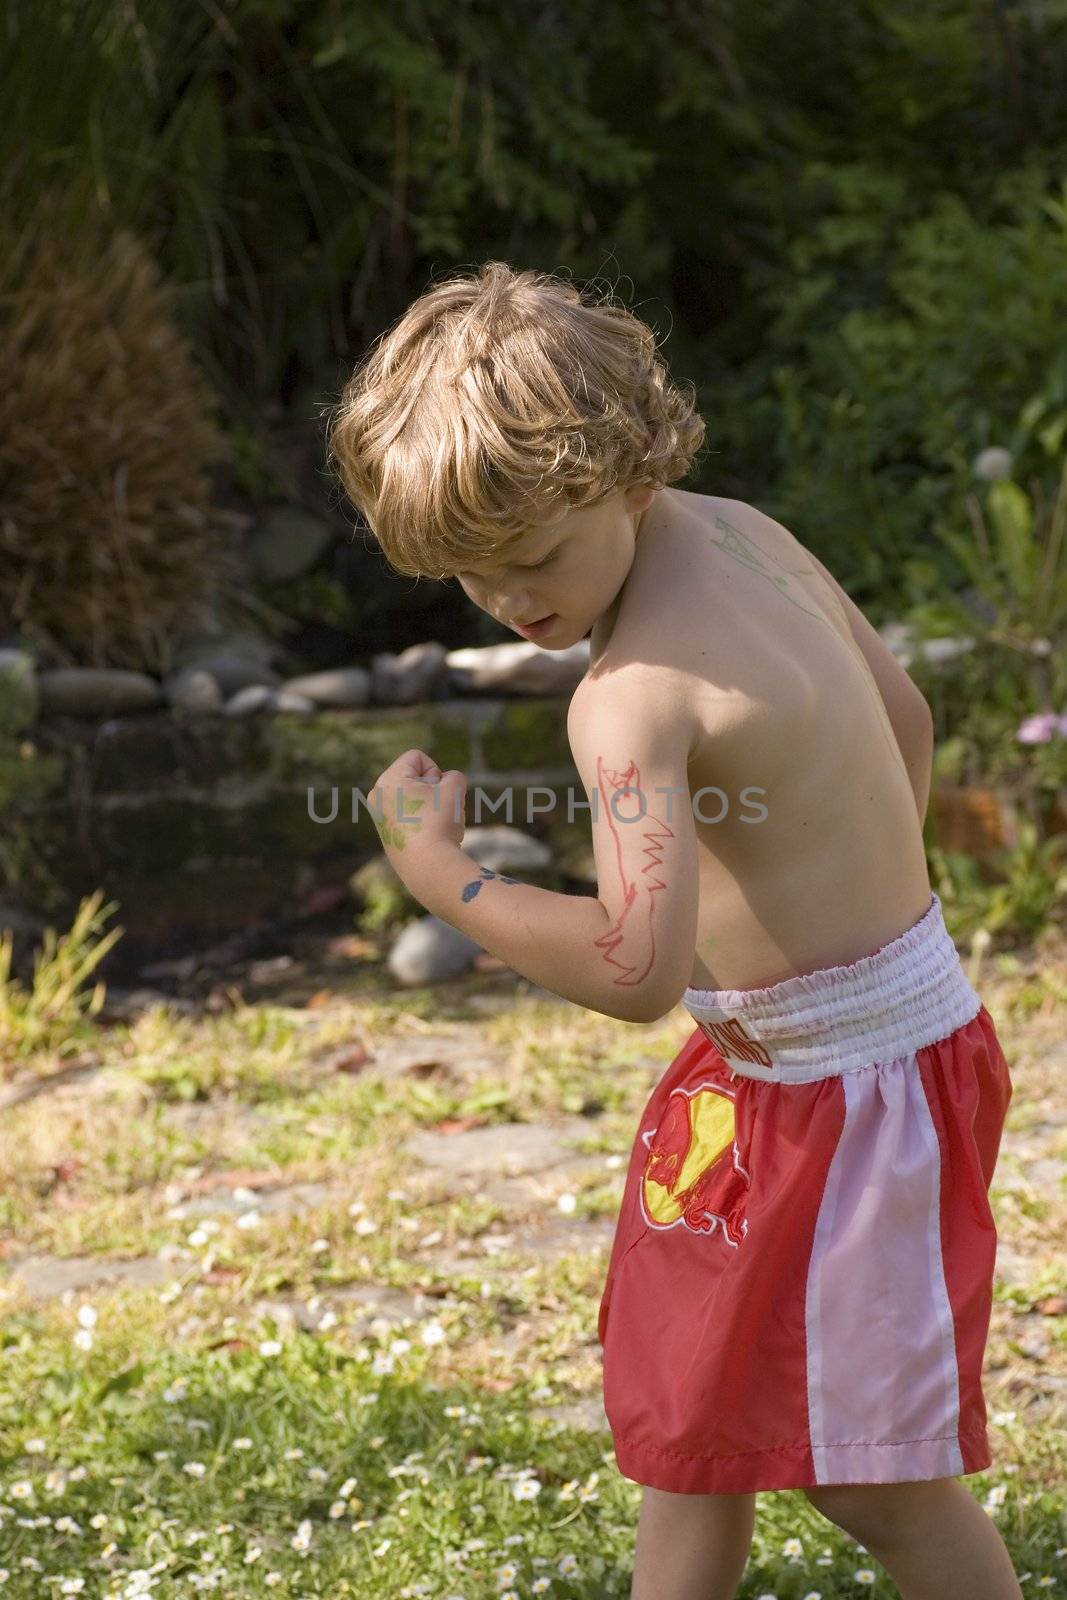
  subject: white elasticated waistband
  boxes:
[681,893,982,1083]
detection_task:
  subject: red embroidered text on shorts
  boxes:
[698,1015,774,1068]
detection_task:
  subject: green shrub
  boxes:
[0,190,241,672]
[0,890,123,1067]
[930,824,1067,949]
[714,164,1067,607]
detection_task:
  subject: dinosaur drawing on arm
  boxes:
[592,755,676,988]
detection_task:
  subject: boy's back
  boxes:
[573,486,935,991]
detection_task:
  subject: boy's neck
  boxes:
[588,491,661,665]
[589,601,620,665]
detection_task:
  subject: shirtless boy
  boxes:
[327,260,1021,1600]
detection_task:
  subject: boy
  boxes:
[327,261,1021,1599]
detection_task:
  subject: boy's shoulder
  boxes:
[569,490,828,733]
[603,489,826,663]
[581,488,746,683]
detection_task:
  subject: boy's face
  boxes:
[452,484,657,650]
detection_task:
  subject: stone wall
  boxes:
[2,699,595,968]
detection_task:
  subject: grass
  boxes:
[0,938,1065,1596]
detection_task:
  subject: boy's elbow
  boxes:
[614,979,687,1026]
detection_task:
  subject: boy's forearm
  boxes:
[403,845,660,1024]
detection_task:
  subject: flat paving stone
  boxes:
[426,1215,616,1278]
[5,1254,178,1299]
[178,1182,336,1219]
[251,1284,452,1337]
[401,1117,604,1179]
[361,1034,510,1083]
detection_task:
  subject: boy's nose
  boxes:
[487,583,532,622]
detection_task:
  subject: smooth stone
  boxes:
[224,685,274,717]
[460,824,553,872]
[387,915,482,984]
[38,668,162,718]
[163,666,224,713]
[282,667,371,708]
[445,639,589,694]
[179,653,280,697]
[370,642,449,705]
[271,689,316,714]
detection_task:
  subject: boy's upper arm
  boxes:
[566,669,700,1023]
[799,543,933,737]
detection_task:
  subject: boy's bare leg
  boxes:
[805,1478,1023,1600]
[630,1485,756,1600]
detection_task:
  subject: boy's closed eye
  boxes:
[453,545,558,582]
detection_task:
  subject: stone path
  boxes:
[4,1018,1063,1435]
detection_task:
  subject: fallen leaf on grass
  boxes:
[402,1058,449,1079]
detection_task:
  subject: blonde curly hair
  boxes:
[325,260,706,579]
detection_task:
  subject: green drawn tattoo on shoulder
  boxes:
[711,516,827,622]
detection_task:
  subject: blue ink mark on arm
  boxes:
[459,866,521,902]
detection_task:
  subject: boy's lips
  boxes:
[512,613,558,638]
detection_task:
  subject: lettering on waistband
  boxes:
[697,1015,774,1068]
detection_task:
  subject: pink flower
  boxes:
[1016,713,1059,744]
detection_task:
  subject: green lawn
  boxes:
[1,953,1064,1598]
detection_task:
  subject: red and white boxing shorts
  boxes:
[598,893,1013,1494]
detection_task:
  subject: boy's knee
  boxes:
[802,1481,911,1545]
[804,1477,958,1547]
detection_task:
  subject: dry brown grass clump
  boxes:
[0,191,240,672]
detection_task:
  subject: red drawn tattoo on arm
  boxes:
[592,756,675,987]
